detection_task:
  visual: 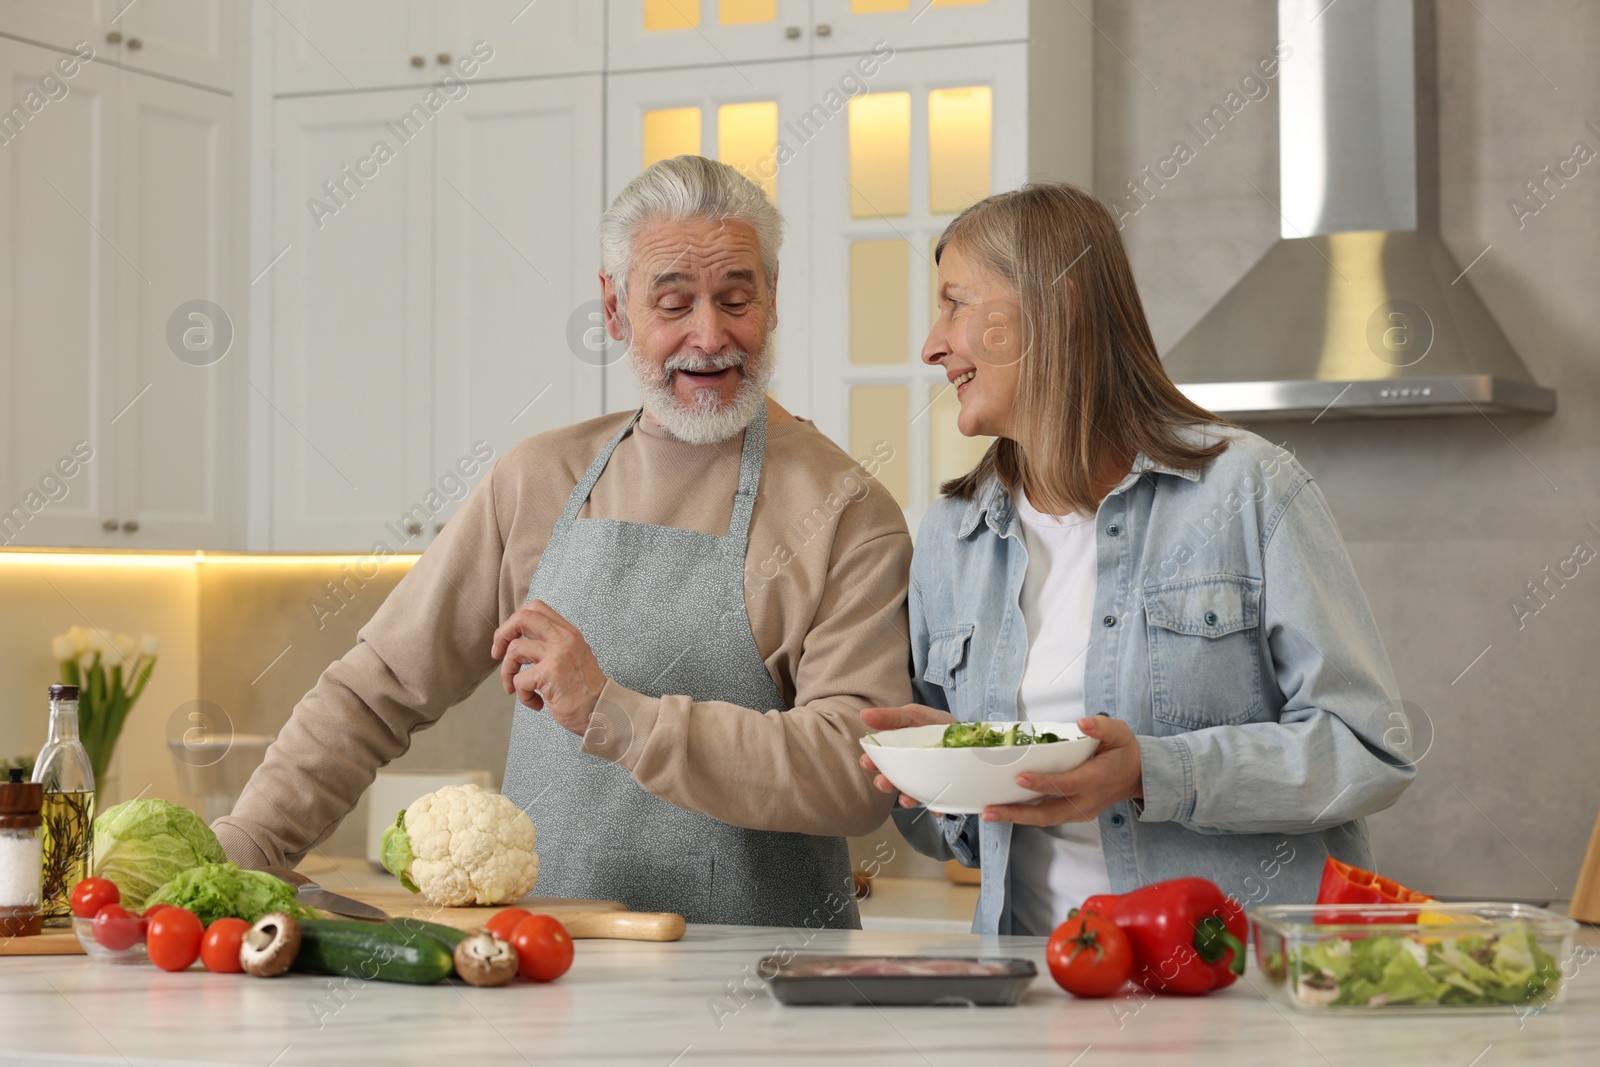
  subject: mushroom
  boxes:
[241,912,302,977]
[1293,967,1341,1006]
[453,932,518,987]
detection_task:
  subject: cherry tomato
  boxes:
[200,918,252,974]
[509,914,574,983]
[92,904,142,952]
[146,907,205,972]
[485,907,531,943]
[1047,913,1134,998]
[69,878,120,919]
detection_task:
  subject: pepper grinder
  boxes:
[0,766,45,937]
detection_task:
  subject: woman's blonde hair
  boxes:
[936,182,1227,511]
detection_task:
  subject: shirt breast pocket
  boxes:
[922,623,976,710]
[1142,576,1265,732]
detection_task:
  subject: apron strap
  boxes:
[549,410,644,541]
[726,403,767,552]
[548,404,768,551]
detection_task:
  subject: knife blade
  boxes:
[295,882,389,921]
[262,866,388,921]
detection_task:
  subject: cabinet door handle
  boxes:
[126,37,143,51]
[105,31,122,45]
[436,53,452,65]
[410,55,426,68]
[121,520,139,533]
[815,23,832,36]
[785,26,801,39]
[405,521,423,536]
[433,523,444,535]
[102,519,120,532]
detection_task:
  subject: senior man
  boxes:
[214,156,911,927]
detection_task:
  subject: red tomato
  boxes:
[92,904,142,951]
[1047,913,1134,998]
[146,907,205,972]
[485,907,531,943]
[69,878,120,919]
[142,903,172,919]
[509,914,574,982]
[199,918,252,974]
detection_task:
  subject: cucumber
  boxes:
[386,916,470,950]
[290,919,457,984]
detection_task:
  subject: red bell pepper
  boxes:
[1315,857,1432,924]
[1079,878,1247,996]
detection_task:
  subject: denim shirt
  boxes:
[892,426,1415,936]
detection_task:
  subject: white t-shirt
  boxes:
[1005,487,1114,937]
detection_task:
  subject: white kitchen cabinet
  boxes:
[809,0,1028,57]
[603,60,814,417]
[607,0,813,71]
[2,0,237,91]
[270,75,605,550]
[111,71,238,547]
[432,74,606,528]
[271,0,603,95]
[806,42,1028,525]
[431,0,604,81]
[0,38,120,547]
[269,88,436,551]
[0,37,238,549]
[269,0,431,95]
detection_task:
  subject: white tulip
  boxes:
[86,630,108,654]
[51,635,76,661]
[67,625,91,654]
[139,634,161,657]
[78,652,96,674]
[113,633,138,661]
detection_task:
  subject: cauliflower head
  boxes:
[380,784,539,906]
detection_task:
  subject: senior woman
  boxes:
[860,182,1415,937]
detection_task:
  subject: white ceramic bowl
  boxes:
[861,722,1099,814]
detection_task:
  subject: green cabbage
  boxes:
[91,798,227,910]
[145,862,316,926]
[379,809,419,894]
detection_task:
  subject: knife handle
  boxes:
[553,911,685,942]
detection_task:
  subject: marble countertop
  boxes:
[1,920,1595,1066]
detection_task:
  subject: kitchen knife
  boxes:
[263,866,389,921]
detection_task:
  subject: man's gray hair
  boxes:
[599,155,782,302]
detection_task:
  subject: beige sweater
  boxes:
[214,401,912,868]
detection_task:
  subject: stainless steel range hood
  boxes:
[1162,0,1555,420]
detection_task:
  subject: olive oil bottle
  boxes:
[33,684,95,925]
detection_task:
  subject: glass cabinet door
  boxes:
[608,0,813,71]
[809,0,1028,58]
[603,61,814,418]
[807,42,1026,525]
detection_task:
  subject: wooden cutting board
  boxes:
[0,889,685,956]
[342,886,686,941]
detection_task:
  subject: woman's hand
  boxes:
[983,716,1144,825]
[858,704,954,808]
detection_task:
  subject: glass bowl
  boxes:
[1250,902,1577,1015]
[73,915,150,965]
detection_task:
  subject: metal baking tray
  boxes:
[760,954,1037,1007]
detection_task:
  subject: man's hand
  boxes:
[491,600,609,736]
[983,716,1144,825]
[858,704,955,809]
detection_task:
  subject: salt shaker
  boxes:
[0,766,45,937]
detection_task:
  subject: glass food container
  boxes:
[0,767,45,937]
[1251,902,1578,1015]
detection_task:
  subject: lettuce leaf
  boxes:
[380,809,419,894]
[145,862,316,926]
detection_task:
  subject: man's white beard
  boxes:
[628,337,776,446]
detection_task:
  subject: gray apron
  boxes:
[500,407,860,928]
